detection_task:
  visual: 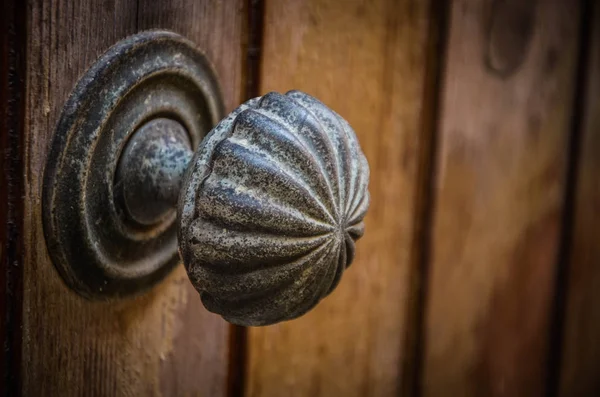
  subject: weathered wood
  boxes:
[23,0,244,395]
[421,0,581,396]
[558,2,600,396]
[245,0,435,395]
[137,0,245,111]
[137,3,245,394]
[0,0,26,394]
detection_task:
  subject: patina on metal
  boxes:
[178,91,370,326]
[116,118,193,226]
[42,30,224,299]
[43,31,370,323]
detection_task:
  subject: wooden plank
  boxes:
[23,0,244,395]
[136,1,245,395]
[245,0,435,396]
[558,2,600,396]
[0,0,26,394]
[421,0,581,396]
[137,0,245,112]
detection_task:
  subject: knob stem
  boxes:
[116,118,193,226]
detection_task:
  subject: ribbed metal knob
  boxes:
[178,91,370,326]
[42,30,369,326]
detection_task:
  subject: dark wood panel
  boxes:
[558,2,600,396]
[246,0,436,395]
[23,0,244,395]
[0,0,26,394]
[422,0,581,396]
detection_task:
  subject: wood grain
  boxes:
[558,2,600,396]
[137,0,245,112]
[0,0,26,393]
[246,0,434,396]
[136,1,245,394]
[23,0,244,395]
[422,0,581,396]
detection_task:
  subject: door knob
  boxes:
[42,31,369,326]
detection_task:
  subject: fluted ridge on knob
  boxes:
[178,90,370,326]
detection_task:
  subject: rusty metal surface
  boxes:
[42,31,224,299]
[178,91,370,326]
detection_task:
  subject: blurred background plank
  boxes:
[558,2,600,396]
[22,0,243,395]
[421,0,582,396]
[245,0,437,396]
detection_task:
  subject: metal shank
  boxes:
[116,118,193,226]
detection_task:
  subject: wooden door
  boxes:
[1,0,598,396]
[4,1,244,395]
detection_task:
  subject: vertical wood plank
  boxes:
[0,0,26,393]
[25,3,139,394]
[422,0,581,396]
[246,0,435,396]
[23,0,244,395]
[137,0,245,112]
[558,2,600,396]
[136,1,245,394]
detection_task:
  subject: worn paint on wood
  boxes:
[245,0,434,395]
[558,2,600,396]
[23,0,243,395]
[422,0,581,396]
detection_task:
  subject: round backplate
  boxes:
[42,30,224,299]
